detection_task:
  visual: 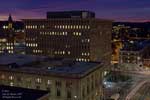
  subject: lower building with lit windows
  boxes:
[119,40,150,67]
[0,14,24,54]
[0,54,104,100]
[0,30,14,54]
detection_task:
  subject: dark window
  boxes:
[82,88,85,97]
[56,89,61,97]
[66,81,72,88]
[17,77,22,82]
[36,86,40,89]
[56,81,61,87]
[46,87,51,93]
[67,91,71,98]
[87,85,89,94]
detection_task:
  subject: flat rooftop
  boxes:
[47,10,95,19]
[0,54,102,78]
[0,54,46,66]
[0,85,49,100]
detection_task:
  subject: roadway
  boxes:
[125,80,148,100]
[131,82,150,100]
[109,69,150,100]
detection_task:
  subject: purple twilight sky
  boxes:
[0,0,150,22]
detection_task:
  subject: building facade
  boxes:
[0,14,24,54]
[119,40,150,68]
[23,11,112,64]
[0,30,14,54]
[0,54,104,100]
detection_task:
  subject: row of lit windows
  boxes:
[6,46,13,50]
[0,51,4,53]
[8,50,14,53]
[1,75,52,86]
[6,43,13,46]
[33,50,43,53]
[54,51,67,55]
[26,25,45,29]
[15,30,25,33]
[0,39,7,42]
[40,31,84,36]
[81,53,90,56]
[1,73,98,99]
[76,58,90,62]
[81,39,90,43]
[3,26,8,29]
[7,77,77,99]
[9,76,77,98]
[40,31,68,36]
[26,38,36,41]
[26,24,90,30]
[2,75,73,94]
[26,43,38,47]
[54,25,90,29]
[0,50,13,53]
[73,32,82,36]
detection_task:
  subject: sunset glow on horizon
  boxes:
[0,0,150,22]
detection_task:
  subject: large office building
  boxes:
[0,54,104,100]
[23,11,112,64]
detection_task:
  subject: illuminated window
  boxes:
[68,51,71,55]
[1,74,5,79]
[47,80,52,85]
[54,51,58,54]
[78,58,81,61]
[62,25,65,29]
[65,25,67,29]
[41,25,45,28]
[82,25,84,29]
[34,25,37,29]
[62,51,65,54]
[82,58,84,61]
[3,26,8,29]
[74,95,77,99]
[137,57,141,60]
[79,25,81,29]
[78,32,81,36]
[76,25,79,29]
[87,39,90,42]
[76,58,78,61]
[52,32,54,35]
[85,25,87,29]
[65,32,68,35]
[9,76,14,80]
[36,78,42,83]
[10,82,14,86]
[0,39,7,42]
[88,25,90,29]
